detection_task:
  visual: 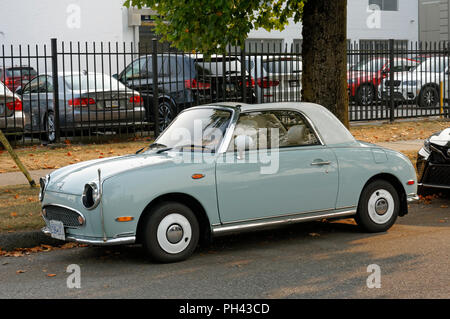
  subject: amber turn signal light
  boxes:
[115,216,134,222]
[191,174,205,180]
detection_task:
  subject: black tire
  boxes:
[418,86,439,108]
[158,99,176,133]
[356,84,375,106]
[141,201,199,263]
[355,180,400,233]
[43,112,56,143]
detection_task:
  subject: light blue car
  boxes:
[40,102,419,262]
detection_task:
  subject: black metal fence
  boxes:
[1,38,449,145]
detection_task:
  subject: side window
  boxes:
[229,110,320,151]
[22,77,40,94]
[159,57,180,77]
[391,60,414,73]
[123,57,148,80]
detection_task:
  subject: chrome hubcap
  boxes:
[166,224,184,244]
[368,189,395,224]
[374,198,389,215]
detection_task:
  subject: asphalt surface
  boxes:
[0,196,449,299]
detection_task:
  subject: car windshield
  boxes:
[351,59,386,72]
[151,108,233,153]
[64,74,128,91]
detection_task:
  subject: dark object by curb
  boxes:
[0,230,61,251]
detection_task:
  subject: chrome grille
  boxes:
[44,205,84,227]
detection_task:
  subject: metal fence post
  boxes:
[389,39,395,123]
[240,46,246,104]
[50,38,61,142]
[152,39,160,135]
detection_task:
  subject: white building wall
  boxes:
[0,0,134,47]
[0,0,135,75]
[248,0,419,47]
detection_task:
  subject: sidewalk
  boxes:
[0,140,424,187]
[0,169,54,187]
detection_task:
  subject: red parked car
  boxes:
[0,66,37,92]
[348,57,419,105]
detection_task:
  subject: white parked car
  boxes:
[380,56,448,108]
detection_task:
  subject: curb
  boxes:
[0,230,62,251]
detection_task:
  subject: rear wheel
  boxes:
[142,202,199,263]
[355,180,400,233]
[357,84,375,106]
[43,112,56,143]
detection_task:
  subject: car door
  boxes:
[20,76,42,131]
[215,109,339,224]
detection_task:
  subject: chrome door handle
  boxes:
[311,161,331,166]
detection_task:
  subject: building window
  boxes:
[369,0,398,11]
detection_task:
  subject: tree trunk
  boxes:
[301,0,349,127]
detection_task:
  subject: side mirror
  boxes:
[112,74,118,80]
[235,135,254,159]
[15,86,23,96]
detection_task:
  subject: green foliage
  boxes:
[124,0,305,53]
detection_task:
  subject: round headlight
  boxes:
[82,182,100,210]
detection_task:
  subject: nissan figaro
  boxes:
[40,102,419,262]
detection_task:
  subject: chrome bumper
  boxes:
[42,227,136,246]
[407,193,420,203]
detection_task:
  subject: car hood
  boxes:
[429,128,450,146]
[46,153,175,195]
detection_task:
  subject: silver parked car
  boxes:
[18,72,146,142]
[0,81,26,137]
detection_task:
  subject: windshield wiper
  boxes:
[175,144,215,153]
[136,142,168,154]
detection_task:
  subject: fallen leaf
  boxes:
[16,270,26,274]
[10,212,17,217]
[47,274,57,277]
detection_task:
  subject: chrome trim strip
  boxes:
[42,203,86,228]
[418,183,450,190]
[220,206,356,226]
[212,209,357,236]
[42,227,135,246]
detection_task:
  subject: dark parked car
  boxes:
[417,128,450,191]
[116,54,254,131]
[0,66,37,92]
[18,72,145,142]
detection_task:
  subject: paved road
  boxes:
[1,197,449,299]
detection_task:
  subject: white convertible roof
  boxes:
[212,102,357,146]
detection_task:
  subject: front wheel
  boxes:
[158,100,176,133]
[418,86,439,108]
[142,202,199,263]
[355,180,400,233]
